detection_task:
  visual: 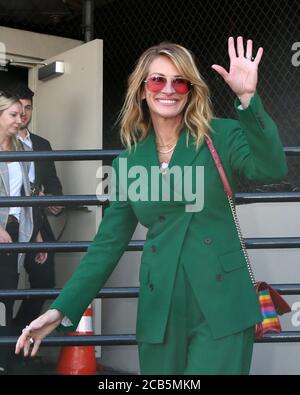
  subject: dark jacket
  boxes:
[30,132,63,241]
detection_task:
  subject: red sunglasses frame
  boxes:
[143,75,192,94]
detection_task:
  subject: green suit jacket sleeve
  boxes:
[50,157,138,331]
[228,94,287,182]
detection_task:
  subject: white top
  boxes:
[17,129,35,183]
[7,161,23,220]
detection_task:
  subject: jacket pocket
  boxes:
[218,249,246,272]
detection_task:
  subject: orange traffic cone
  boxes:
[56,304,98,375]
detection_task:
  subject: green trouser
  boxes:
[139,263,254,375]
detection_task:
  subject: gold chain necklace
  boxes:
[156,139,177,148]
[157,144,176,154]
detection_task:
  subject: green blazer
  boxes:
[51,94,287,343]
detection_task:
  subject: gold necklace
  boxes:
[156,139,177,148]
[157,144,176,154]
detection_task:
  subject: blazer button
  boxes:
[149,283,154,291]
[203,238,212,245]
[151,245,157,253]
[216,274,224,281]
[158,215,166,222]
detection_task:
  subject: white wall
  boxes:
[0,26,82,64]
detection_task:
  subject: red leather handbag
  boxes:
[206,136,291,339]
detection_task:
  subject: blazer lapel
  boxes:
[134,130,159,168]
[18,142,32,196]
[0,162,9,195]
[131,128,204,205]
[168,128,203,169]
[134,128,203,168]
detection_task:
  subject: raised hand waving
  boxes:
[212,36,263,108]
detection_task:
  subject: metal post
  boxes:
[83,0,94,42]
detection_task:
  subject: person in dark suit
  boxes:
[16,38,287,374]
[9,85,63,330]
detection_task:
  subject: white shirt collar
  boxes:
[18,129,30,143]
[17,129,31,144]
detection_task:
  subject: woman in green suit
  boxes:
[16,37,287,375]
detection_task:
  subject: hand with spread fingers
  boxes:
[15,309,63,357]
[211,36,263,108]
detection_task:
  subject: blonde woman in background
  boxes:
[0,91,46,374]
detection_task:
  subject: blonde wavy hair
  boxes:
[0,92,22,150]
[119,42,214,150]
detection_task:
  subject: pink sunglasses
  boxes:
[144,75,192,94]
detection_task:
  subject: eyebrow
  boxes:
[149,72,184,78]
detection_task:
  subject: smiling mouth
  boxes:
[156,99,177,104]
